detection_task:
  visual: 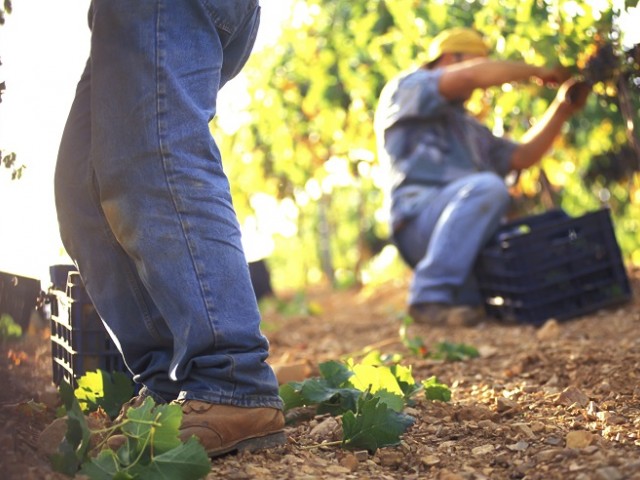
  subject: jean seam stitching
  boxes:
[154,0,219,354]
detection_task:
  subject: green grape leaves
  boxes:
[81,437,210,480]
[80,398,210,479]
[120,398,183,455]
[430,341,480,362]
[342,396,415,452]
[74,370,135,419]
[422,376,453,402]
[0,313,22,340]
[281,375,362,416]
[127,438,212,480]
[50,381,92,476]
[280,355,447,452]
[52,377,211,479]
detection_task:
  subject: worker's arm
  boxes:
[438,58,569,101]
[510,79,591,171]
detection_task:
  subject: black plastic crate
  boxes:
[475,209,631,325]
[49,264,78,292]
[50,271,128,388]
[0,271,41,331]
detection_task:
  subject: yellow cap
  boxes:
[424,28,489,64]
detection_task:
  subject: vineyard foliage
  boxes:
[216,0,640,291]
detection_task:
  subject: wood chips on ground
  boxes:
[1,270,639,479]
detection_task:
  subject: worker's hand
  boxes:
[557,78,591,113]
[534,65,572,86]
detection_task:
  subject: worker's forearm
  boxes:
[459,60,546,88]
[511,99,573,170]
[439,59,548,99]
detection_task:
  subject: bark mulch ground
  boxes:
[1,269,639,479]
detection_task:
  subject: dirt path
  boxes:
[1,271,639,479]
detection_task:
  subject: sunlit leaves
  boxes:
[52,388,211,479]
[74,370,135,420]
[399,316,479,363]
[0,313,22,340]
[120,399,183,457]
[219,0,640,289]
[280,353,449,452]
[280,360,361,415]
[80,405,210,480]
[49,369,211,478]
[430,341,480,362]
[422,376,452,402]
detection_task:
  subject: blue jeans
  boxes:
[54,0,282,409]
[394,172,510,307]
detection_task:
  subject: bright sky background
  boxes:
[0,0,290,283]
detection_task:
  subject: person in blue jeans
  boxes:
[54,0,284,456]
[374,28,590,327]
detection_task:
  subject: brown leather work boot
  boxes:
[177,400,286,457]
[409,303,484,327]
[408,303,449,325]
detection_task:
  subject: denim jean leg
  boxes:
[55,62,178,403]
[402,172,510,306]
[58,0,280,408]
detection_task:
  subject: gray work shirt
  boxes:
[374,67,517,231]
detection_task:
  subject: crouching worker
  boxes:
[374,27,590,327]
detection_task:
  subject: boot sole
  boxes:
[208,430,287,458]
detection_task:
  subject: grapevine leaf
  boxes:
[79,401,207,479]
[318,360,353,387]
[301,379,360,416]
[50,438,83,476]
[390,364,415,386]
[128,437,211,480]
[422,376,452,402]
[51,381,92,476]
[0,313,22,340]
[342,396,414,453]
[403,336,429,357]
[79,449,121,480]
[357,350,386,366]
[348,363,403,396]
[280,376,360,415]
[430,341,479,362]
[74,370,135,419]
[369,389,405,412]
[113,472,137,480]
[379,351,404,364]
[60,382,91,454]
[391,365,422,401]
[148,403,183,454]
[121,399,182,457]
[300,378,338,403]
[279,382,306,411]
[301,377,353,404]
[399,316,428,357]
[348,355,420,405]
[121,397,156,437]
